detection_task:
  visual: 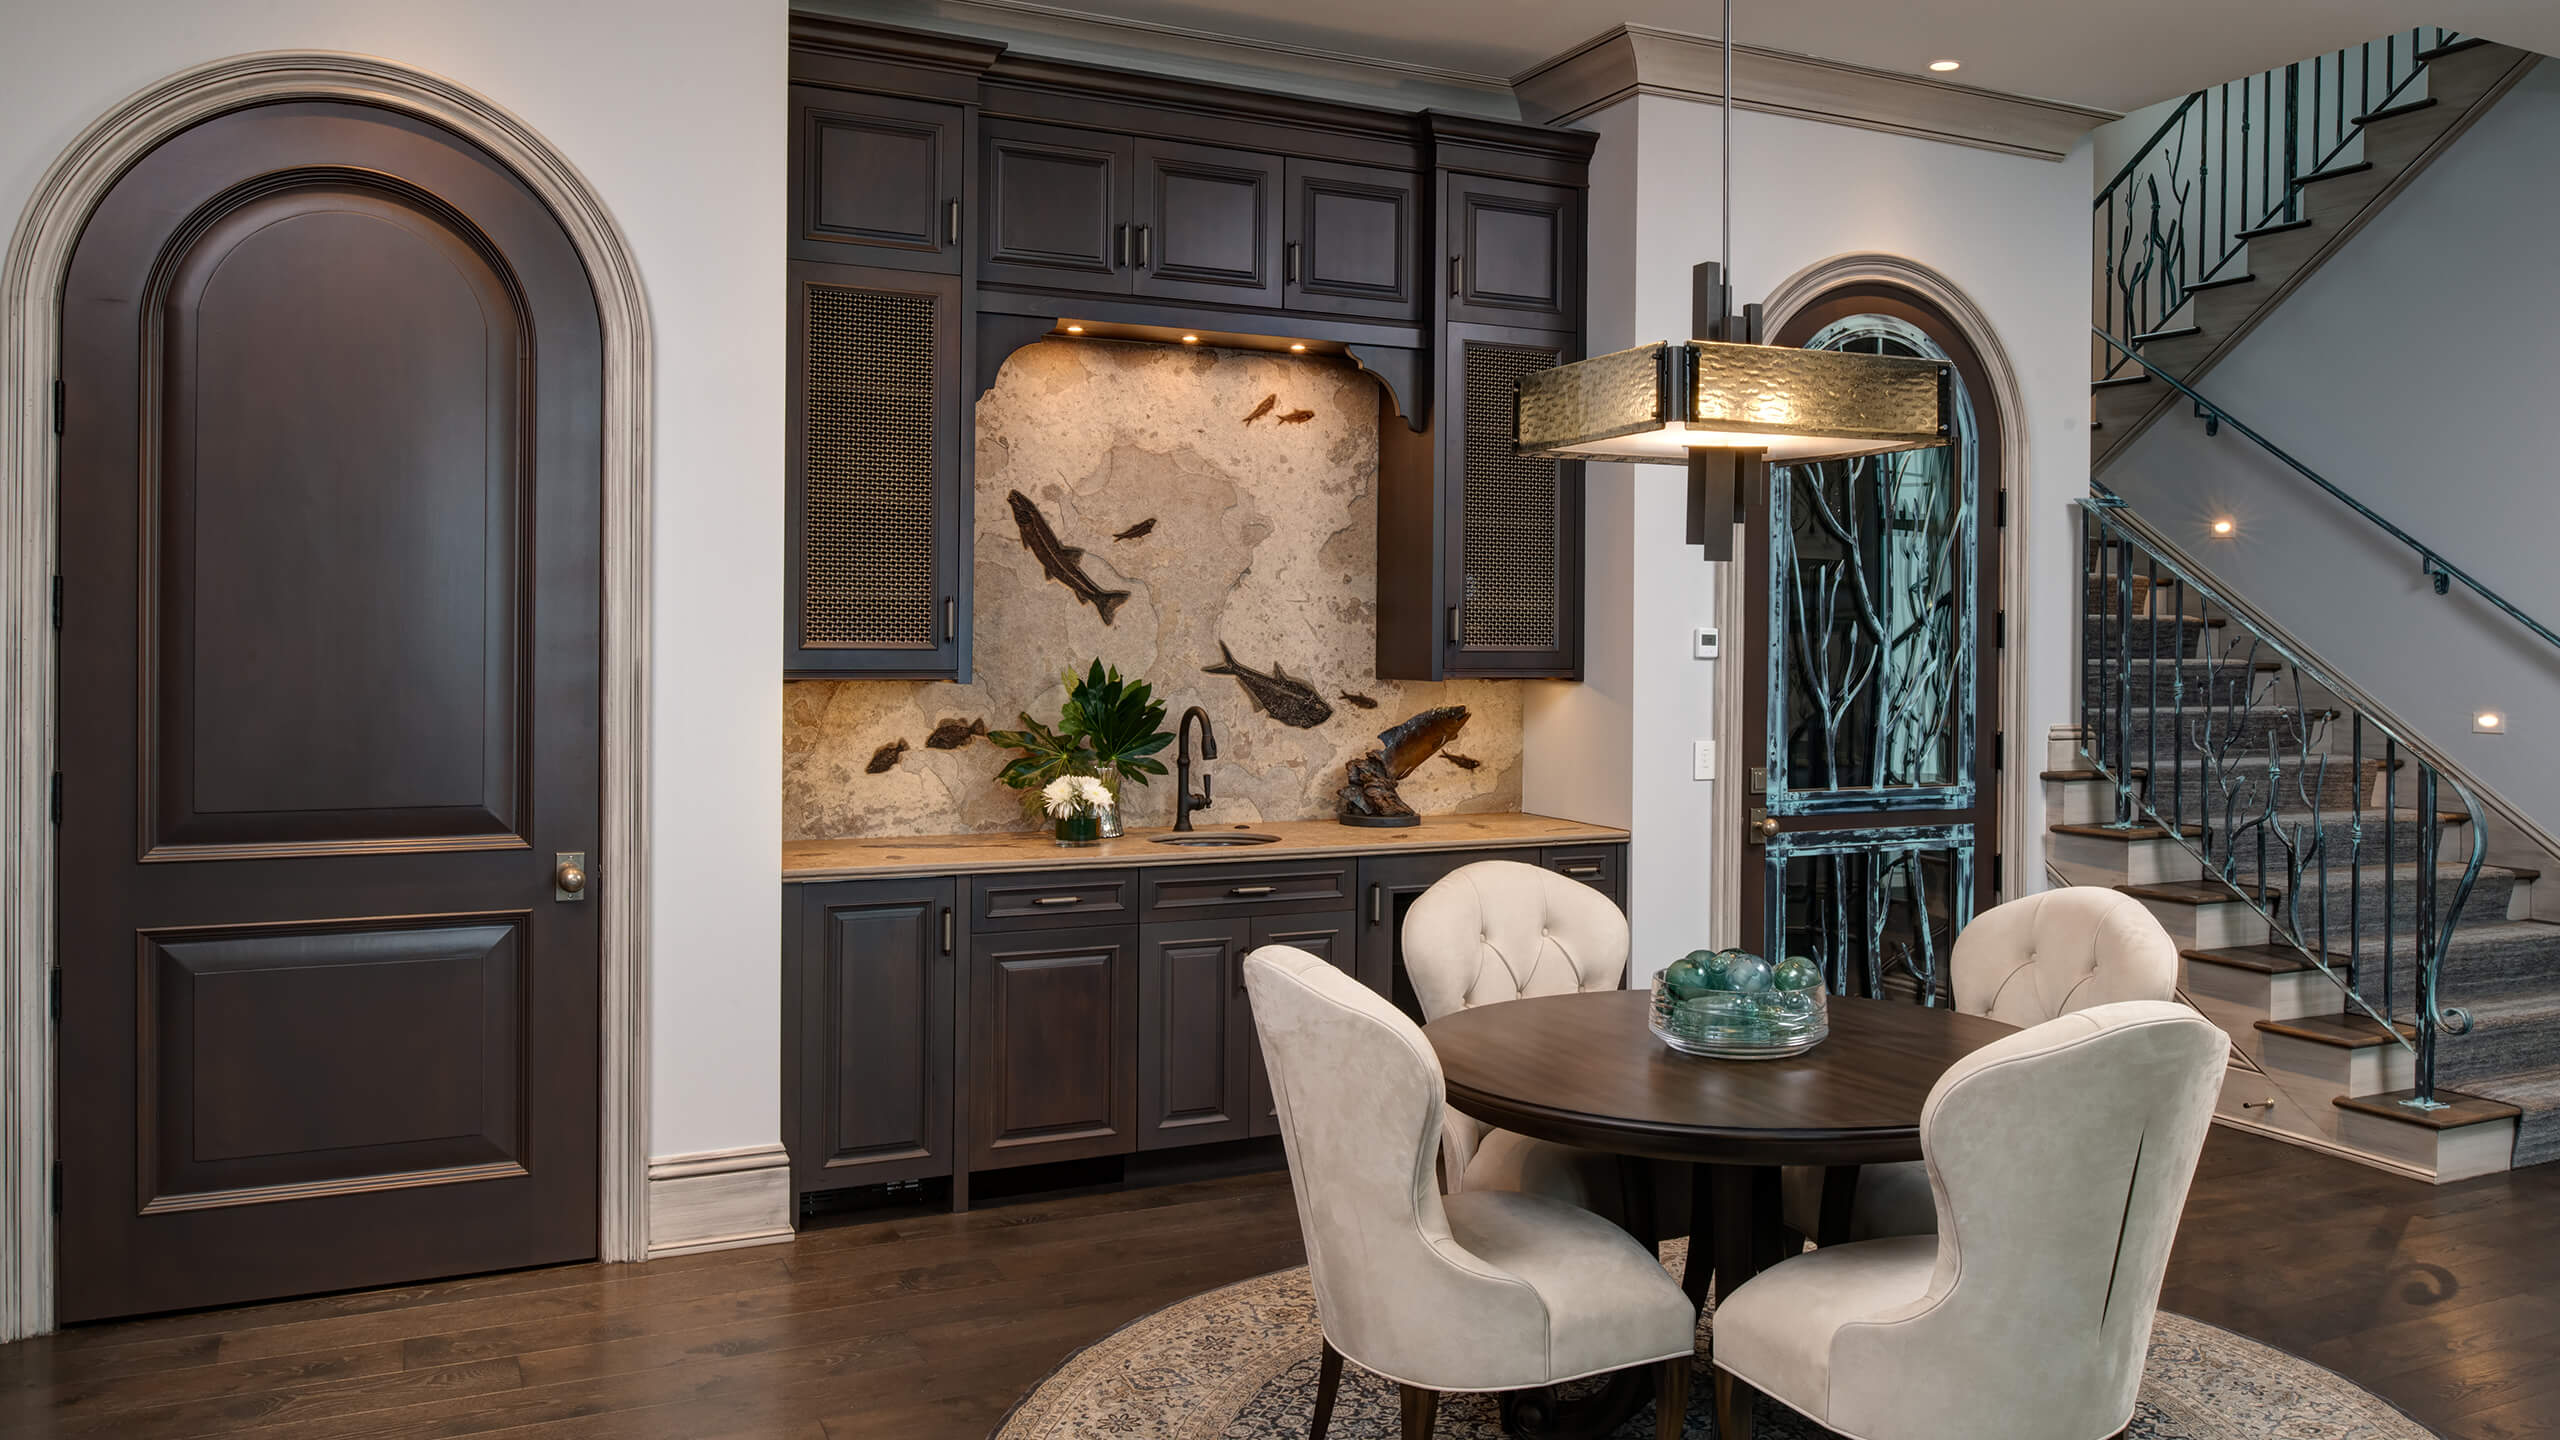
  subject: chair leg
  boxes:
[1399,1383,1440,1440]
[1655,1355,1690,1440]
[1310,1341,1344,1440]
[1713,1369,1755,1440]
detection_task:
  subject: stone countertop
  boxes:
[782,812,1628,882]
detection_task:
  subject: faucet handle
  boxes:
[1197,773,1213,808]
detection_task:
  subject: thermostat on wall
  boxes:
[1694,627,1719,660]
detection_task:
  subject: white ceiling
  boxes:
[1011,0,2559,113]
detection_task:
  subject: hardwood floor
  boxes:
[3,1130,2554,1438]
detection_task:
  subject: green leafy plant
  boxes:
[988,660,1172,817]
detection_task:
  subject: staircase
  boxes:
[2053,505,2560,1182]
[2091,31,2539,467]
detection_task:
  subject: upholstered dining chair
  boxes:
[1712,1000,2227,1440]
[1402,860,1629,1216]
[1242,946,1695,1440]
[1783,885,2183,1243]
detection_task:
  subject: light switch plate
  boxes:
[1693,739,1716,781]
[1694,626,1719,660]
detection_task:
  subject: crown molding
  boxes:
[1514,24,2117,161]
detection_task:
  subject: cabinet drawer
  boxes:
[1141,858,1355,921]
[973,869,1139,931]
[1539,845,1621,903]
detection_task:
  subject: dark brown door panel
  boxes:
[1445,173,1581,328]
[57,99,602,1322]
[1132,138,1283,307]
[1285,158,1419,320]
[791,85,964,272]
[968,927,1137,1170]
[1242,909,1358,1136]
[787,878,956,1193]
[980,120,1131,295]
[1137,919,1252,1150]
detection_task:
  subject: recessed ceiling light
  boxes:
[1181,334,1200,344]
[2475,710,2506,733]
[1929,59,1961,72]
[2210,517,2235,536]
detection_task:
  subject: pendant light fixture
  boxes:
[1513,0,1951,465]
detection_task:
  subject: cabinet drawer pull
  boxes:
[1368,882,1383,926]
[1117,223,1131,269]
[1446,605,1461,643]
[945,198,960,246]
[942,596,956,644]
[1032,895,1083,907]
[1449,253,1463,296]
[1286,241,1301,284]
[1561,863,1602,877]
[1229,885,1277,897]
[1136,224,1152,269]
[941,906,954,954]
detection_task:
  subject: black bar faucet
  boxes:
[1174,706,1218,832]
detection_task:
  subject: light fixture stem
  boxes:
[1721,0,1733,329]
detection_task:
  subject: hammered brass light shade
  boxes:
[1516,340,1950,463]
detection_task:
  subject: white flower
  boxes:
[1076,776,1116,811]
[1040,776,1081,818]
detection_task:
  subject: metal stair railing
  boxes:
[2077,495,2483,1109]
[2096,27,2464,380]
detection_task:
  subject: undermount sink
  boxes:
[1150,832,1282,847]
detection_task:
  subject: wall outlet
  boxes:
[1693,739,1716,781]
[1693,626,1719,660]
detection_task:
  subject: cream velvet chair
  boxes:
[1713,1000,2226,1440]
[1784,886,2183,1243]
[1242,946,1695,1440]
[1401,860,1629,1216]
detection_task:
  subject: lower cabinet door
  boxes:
[1137,919,1254,1150]
[787,878,958,1194]
[1244,911,1358,1138]
[1354,850,1506,1020]
[969,924,1139,1171]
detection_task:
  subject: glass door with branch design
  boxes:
[1740,286,2002,1002]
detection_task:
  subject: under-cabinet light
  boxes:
[1929,59,1961,72]
[1289,343,1307,352]
[1065,323,1084,333]
[1181,334,1200,344]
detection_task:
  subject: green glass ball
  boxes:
[1727,952,1776,992]
[1662,954,1714,1000]
[1775,955,1824,992]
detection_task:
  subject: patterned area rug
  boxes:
[993,1241,2429,1440]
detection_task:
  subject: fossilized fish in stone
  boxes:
[1241,394,1277,424]
[1113,517,1156,541]
[925,717,986,750]
[1008,489,1131,624]
[1441,751,1482,771]
[1276,408,1315,424]
[1203,642,1334,728]
[1338,691,1379,710]
[866,739,910,773]
[1376,706,1469,779]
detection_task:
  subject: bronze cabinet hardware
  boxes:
[945,198,959,245]
[1286,241,1301,283]
[555,853,588,900]
[1228,885,1277,897]
[1368,882,1382,925]
[943,596,955,643]
[1747,809,1779,845]
[1136,224,1151,268]
[1449,252,1462,296]
[1116,223,1131,268]
[1561,863,1601,877]
[1032,895,1083,907]
[1446,605,1460,643]
[941,906,954,955]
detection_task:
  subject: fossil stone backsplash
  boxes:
[783,339,1523,841]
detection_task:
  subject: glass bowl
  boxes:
[1648,956,1830,1059]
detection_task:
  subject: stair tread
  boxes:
[2185,271,2257,293]
[2332,1089,2520,1129]
[2122,878,2283,906]
[2295,160,2375,187]
[2050,821,2203,841]
[2183,944,2330,975]
[2353,97,2440,127]
[2236,216,2315,240]
[2254,1013,2415,1048]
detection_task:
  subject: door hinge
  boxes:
[49,772,61,825]
[52,379,65,436]
[1995,608,2007,649]
[51,574,62,632]
[1995,487,2008,528]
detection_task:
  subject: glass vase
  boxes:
[1095,778,1124,838]
[1054,811,1103,846]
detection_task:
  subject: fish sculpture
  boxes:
[1113,517,1157,542]
[866,739,910,774]
[1240,394,1277,424]
[1442,751,1482,771]
[1337,691,1379,710]
[1202,642,1334,728]
[1008,490,1131,624]
[1276,408,1316,425]
[1337,706,1470,827]
[925,717,987,750]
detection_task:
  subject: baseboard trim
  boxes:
[646,1144,793,1259]
[2209,1111,2444,1184]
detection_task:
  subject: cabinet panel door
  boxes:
[790,86,964,273]
[1137,919,1253,1151]
[1441,325,1583,677]
[1445,173,1582,328]
[1285,159,1419,320]
[785,261,966,678]
[980,120,1131,296]
[1539,844,1625,911]
[1244,911,1358,1138]
[788,879,956,1194]
[1132,139,1284,307]
[1356,851,1507,1019]
[968,926,1138,1170]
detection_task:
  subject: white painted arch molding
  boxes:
[0,50,655,1340]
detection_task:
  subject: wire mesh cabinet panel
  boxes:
[786,259,969,678]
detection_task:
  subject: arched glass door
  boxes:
[1740,287,2004,1002]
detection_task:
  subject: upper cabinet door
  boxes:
[1444,173,1582,329]
[790,86,965,274]
[1284,159,1420,321]
[1130,139,1284,307]
[1442,324,1583,678]
[980,119,1133,296]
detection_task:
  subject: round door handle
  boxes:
[1754,816,1781,840]
[556,863,588,895]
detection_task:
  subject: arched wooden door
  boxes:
[1738,285,2004,1002]
[55,100,604,1320]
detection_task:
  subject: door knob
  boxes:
[555,852,589,901]
[1747,811,1779,846]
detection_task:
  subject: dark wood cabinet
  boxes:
[790,85,966,273]
[1539,843,1626,911]
[980,119,1130,295]
[968,923,1139,1171]
[1137,918,1254,1150]
[1444,173,1582,329]
[783,878,957,1193]
[1243,910,1358,1137]
[1285,159,1420,321]
[1132,138,1284,306]
[784,259,969,679]
[1356,849,1508,1018]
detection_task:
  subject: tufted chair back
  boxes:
[1950,887,2179,1027]
[1402,860,1627,1017]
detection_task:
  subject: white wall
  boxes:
[1524,94,2093,979]
[0,1,788,1161]
[2103,58,2560,833]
